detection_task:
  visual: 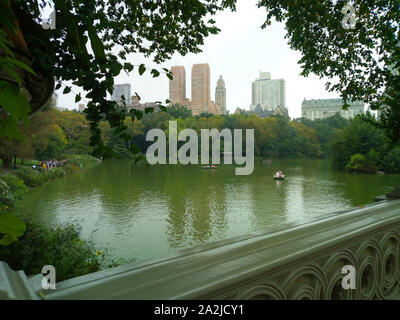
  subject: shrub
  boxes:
[0,219,134,281]
[64,154,98,167]
[346,153,379,173]
[0,180,13,207]
[380,147,400,173]
[64,164,80,174]
[0,220,102,281]
[44,167,66,180]
[346,154,366,172]
[387,185,400,199]
[15,167,45,187]
[0,174,28,200]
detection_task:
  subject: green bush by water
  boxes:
[0,174,28,200]
[387,186,400,199]
[0,219,134,281]
[380,147,400,174]
[0,220,101,281]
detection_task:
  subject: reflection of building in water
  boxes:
[302,98,364,120]
[283,176,305,224]
[165,169,228,248]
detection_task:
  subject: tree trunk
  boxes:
[1,155,13,169]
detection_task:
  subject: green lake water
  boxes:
[14,159,399,263]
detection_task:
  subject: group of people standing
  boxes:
[33,159,67,170]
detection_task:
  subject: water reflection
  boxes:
[14,159,399,263]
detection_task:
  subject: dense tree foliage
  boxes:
[1,0,237,158]
[166,104,193,119]
[330,116,389,172]
[259,0,400,142]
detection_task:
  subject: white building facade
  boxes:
[111,83,132,105]
[302,98,364,120]
[250,72,285,111]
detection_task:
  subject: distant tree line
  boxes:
[0,105,399,173]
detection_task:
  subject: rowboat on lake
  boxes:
[203,165,218,169]
[273,170,285,180]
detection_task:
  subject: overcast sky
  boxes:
[56,0,341,118]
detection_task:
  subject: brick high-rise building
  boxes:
[215,75,226,114]
[169,66,186,105]
[191,64,210,108]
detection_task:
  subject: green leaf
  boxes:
[151,69,160,77]
[0,212,26,246]
[75,94,81,103]
[0,80,30,123]
[0,115,25,141]
[124,63,134,72]
[89,27,106,61]
[139,64,146,75]
[63,86,71,94]
[11,59,36,76]
[2,65,22,86]
[110,61,122,76]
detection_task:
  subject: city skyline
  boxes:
[55,0,348,118]
[168,64,222,115]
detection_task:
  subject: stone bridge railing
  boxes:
[1,200,400,300]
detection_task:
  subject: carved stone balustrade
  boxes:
[1,200,400,300]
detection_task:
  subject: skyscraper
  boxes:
[191,64,210,108]
[250,72,285,111]
[111,83,131,106]
[215,75,226,114]
[169,66,187,105]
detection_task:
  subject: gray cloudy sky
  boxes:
[56,0,341,118]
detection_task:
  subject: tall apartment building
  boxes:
[250,72,285,112]
[169,66,187,105]
[191,63,211,108]
[301,98,364,120]
[111,84,131,106]
[215,75,227,115]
